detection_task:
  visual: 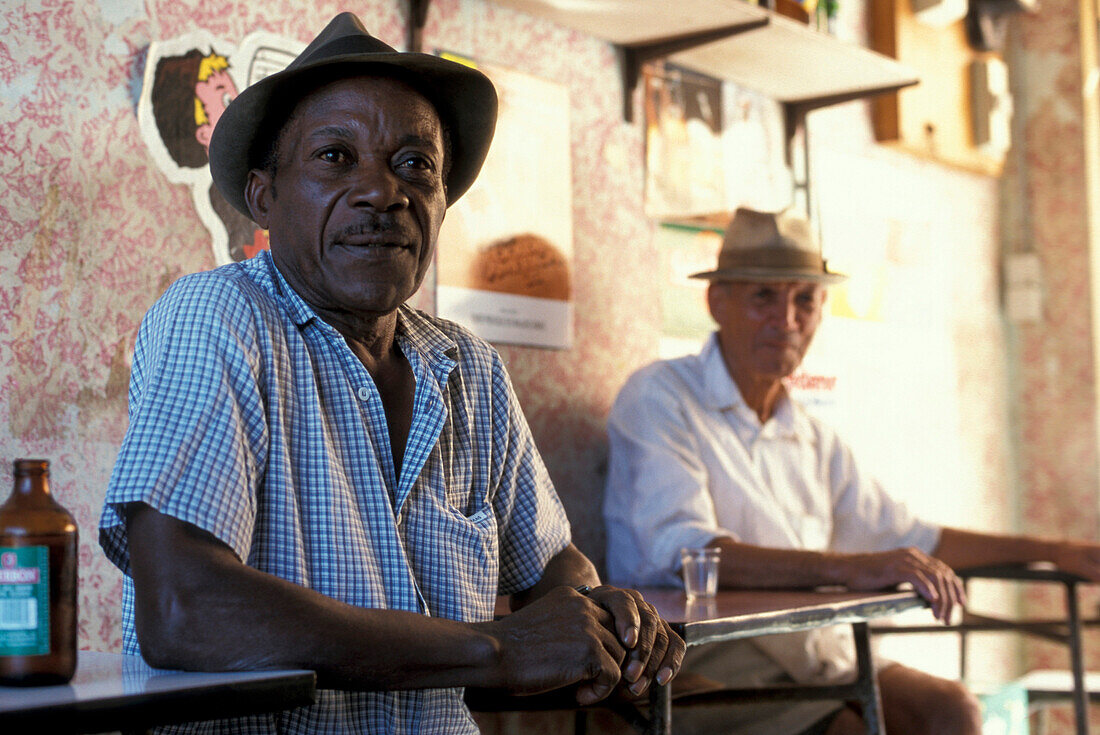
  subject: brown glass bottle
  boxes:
[0,459,77,685]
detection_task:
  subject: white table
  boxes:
[637,587,928,735]
[0,650,316,733]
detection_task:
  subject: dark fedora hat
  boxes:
[690,207,847,284]
[208,12,498,218]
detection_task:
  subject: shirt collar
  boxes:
[256,251,318,328]
[699,332,811,440]
[395,305,460,379]
[255,251,459,379]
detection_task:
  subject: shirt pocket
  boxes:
[437,438,479,516]
[434,501,499,619]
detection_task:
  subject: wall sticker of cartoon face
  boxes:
[193,57,238,153]
[149,48,263,262]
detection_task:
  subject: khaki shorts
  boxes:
[671,638,847,735]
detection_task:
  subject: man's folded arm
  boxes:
[126,502,505,690]
[125,502,641,701]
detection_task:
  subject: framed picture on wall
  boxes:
[722,83,792,213]
[643,61,726,219]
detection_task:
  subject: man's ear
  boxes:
[244,169,272,229]
[705,282,724,323]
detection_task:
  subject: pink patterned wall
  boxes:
[0,4,1042,715]
[1010,1,1100,730]
[0,0,660,655]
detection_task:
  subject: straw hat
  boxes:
[690,207,847,284]
[208,12,498,218]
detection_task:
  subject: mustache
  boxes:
[337,217,406,239]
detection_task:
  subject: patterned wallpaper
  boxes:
[0,0,657,656]
[1011,0,1100,730]
[0,2,1063,717]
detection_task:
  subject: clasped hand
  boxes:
[484,584,685,705]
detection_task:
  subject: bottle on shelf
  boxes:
[0,459,78,685]
[816,0,839,34]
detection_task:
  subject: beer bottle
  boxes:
[0,459,77,685]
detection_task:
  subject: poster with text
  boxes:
[436,59,573,349]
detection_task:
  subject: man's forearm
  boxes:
[128,507,681,702]
[128,504,504,691]
[708,536,857,589]
[707,535,966,621]
[932,526,1057,570]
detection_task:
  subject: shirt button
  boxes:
[357,387,370,401]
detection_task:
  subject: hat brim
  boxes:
[209,52,497,219]
[689,267,848,284]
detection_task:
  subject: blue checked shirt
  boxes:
[99,251,571,734]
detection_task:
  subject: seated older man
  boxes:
[604,206,1100,735]
[99,13,683,734]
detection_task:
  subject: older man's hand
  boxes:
[479,585,684,705]
[841,547,967,623]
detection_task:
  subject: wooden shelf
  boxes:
[488,0,768,45]
[671,11,919,111]
[484,0,922,224]
[489,0,918,117]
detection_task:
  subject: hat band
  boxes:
[716,246,826,272]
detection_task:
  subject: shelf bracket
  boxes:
[782,83,916,224]
[784,102,812,222]
[406,0,432,53]
[617,19,768,123]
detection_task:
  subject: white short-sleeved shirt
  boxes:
[99,251,571,734]
[604,333,939,682]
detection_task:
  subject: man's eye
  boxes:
[397,155,433,171]
[318,149,349,164]
[796,291,819,307]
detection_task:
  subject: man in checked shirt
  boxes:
[98,13,684,734]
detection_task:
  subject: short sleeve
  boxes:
[98,273,268,575]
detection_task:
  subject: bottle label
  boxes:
[0,547,50,656]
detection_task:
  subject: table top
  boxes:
[0,650,316,734]
[635,587,928,646]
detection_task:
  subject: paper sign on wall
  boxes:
[436,58,574,349]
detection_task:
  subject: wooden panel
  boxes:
[870,0,1005,175]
